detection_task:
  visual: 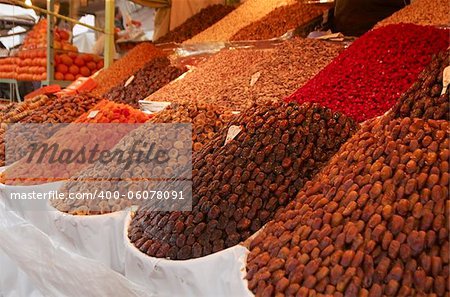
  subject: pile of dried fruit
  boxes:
[2,93,99,166]
[91,43,166,97]
[104,57,186,108]
[246,116,449,296]
[388,50,449,121]
[53,101,236,215]
[0,95,51,166]
[0,102,17,116]
[128,101,358,260]
[287,24,449,122]
[375,0,450,28]
[155,5,235,44]
[185,0,296,43]
[2,100,149,185]
[231,2,326,41]
[0,95,50,123]
[148,101,236,152]
[148,38,343,110]
[19,93,99,124]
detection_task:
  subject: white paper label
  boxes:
[224,125,242,146]
[139,101,171,114]
[250,72,261,87]
[87,110,99,119]
[124,75,135,87]
[441,66,450,95]
[231,111,241,115]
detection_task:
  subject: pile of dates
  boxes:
[389,49,449,121]
[246,116,449,296]
[129,101,358,260]
[149,101,236,152]
[105,57,186,109]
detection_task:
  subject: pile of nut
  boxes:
[104,57,186,108]
[231,2,326,41]
[185,0,296,43]
[155,5,235,44]
[91,43,166,97]
[53,101,236,215]
[128,101,358,260]
[148,38,343,110]
[375,0,450,28]
[388,50,449,121]
[246,116,449,296]
[2,100,150,185]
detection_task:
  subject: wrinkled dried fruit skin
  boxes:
[287,24,449,122]
[388,50,449,121]
[129,102,358,259]
[247,117,449,296]
[104,57,185,108]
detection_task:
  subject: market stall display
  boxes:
[287,24,449,122]
[231,2,326,41]
[185,0,296,44]
[1,100,150,185]
[246,116,449,296]
[1,0,450,294]
[128,101,358,260]
[388,50,449,121]
[53,101,236,215]
[104,57,186,108]
[147,38,344,110]
[375,0,450,28]
[155,5,235,44]
[90,43,166,97]
[0,19,103,81]
[54,52,104,81]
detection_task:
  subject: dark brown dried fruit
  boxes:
[129,102,357,259]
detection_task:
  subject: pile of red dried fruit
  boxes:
[155,4,235,44]
[246,116,449,296]
[105,57,185,109]
[287,24,449,122]
[128,102,358,260]
[388,50,449,121]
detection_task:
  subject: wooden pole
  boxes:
[104,0,115,68]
